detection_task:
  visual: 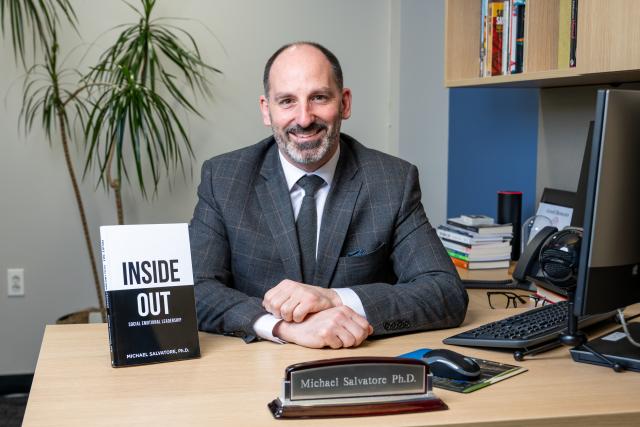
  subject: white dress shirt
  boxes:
[253,145,367,342]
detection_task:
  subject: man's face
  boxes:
[260,45,351,172]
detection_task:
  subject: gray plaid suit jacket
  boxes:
[189,133,468,342]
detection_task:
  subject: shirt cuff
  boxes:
[253,313,287,344]
[333,288,367,318]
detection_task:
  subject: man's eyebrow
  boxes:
[272,92,294,101]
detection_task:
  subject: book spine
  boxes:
[509,0,518,73]
[436,228,473,245]
[502,0,510,75]
[450,257,469,269]
[557,0,572,69]
[446,220,481,233]
[447,249,470,262]
[490,2,504,75]
[480,0,489,77]
[101,237,119,366]
[569,0,578,67]
[485,1,493,77]
[515,1,525,73]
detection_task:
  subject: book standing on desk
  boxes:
[100,223,200,367]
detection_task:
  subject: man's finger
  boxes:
[342,319,369,347]
[334,326,357,348]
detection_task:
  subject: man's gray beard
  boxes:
[274,127,339,165]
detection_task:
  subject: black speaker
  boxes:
[538,228,583,289]
[497,191,522,261]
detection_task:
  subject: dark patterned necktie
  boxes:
[296,174,325,284]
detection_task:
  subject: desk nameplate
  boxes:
[269,356,447,419]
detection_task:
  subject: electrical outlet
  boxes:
[7,268,24,297]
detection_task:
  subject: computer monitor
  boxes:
[573,89,640,317]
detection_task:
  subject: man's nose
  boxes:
[295,103,315,128]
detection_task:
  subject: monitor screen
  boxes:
[574,89,640,316]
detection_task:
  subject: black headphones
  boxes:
[538,227,583,289]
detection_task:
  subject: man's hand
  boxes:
[263,279,342,322]
[273,306,373,349]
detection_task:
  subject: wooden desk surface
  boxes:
[23,300,640,426]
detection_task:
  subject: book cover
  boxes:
[398,349,527,393]
[100,223,200,367]
[459,214,494,226]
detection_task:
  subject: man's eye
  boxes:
[279,99,294,107]
[312,95,328,102]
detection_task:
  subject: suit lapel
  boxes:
[255,144,303,282]
[315,141,362,287]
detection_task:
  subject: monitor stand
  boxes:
[513,291,625,372]
[571,322,640,372]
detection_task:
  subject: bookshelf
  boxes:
[444,0,640,88]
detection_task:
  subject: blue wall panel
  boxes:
[447,88,539,223]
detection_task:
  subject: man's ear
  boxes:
[341,88,352,120]
[259,95,272,126]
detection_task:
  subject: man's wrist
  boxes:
[273,319,290,342]
[328,289,343,307]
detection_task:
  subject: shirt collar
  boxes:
[278,143,340,191]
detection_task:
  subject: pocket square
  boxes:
[347,248,366,257]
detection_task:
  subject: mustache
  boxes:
[285,122,327,135]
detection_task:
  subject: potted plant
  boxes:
[2,0,220,321]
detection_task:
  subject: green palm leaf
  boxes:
[84,0,220,197]
[0,0,76,66]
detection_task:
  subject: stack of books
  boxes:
[437,215,512,270]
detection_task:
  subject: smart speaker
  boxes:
[497,191,522,261]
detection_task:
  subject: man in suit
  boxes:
[189,42,468,348]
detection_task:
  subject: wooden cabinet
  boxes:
[444,0,640,88]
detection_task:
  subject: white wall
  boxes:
[536,82,640,203]
[0,0,449,375]
[397,0,449,226]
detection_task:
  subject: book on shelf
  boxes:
[501,0,510,75]
[557,0,572,69]
[490,1,504,76]
[451,257,510,270]
[100,223,200,367]
[569,0,579,67]
[514,0,525,74]
[508,0,519,73]
[479,0,489,77]
[446,218,513,235]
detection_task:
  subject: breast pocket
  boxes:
[336,242,388,286]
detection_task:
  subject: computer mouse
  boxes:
[424,348,481,381]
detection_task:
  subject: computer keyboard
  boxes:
[444,301,614,350]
